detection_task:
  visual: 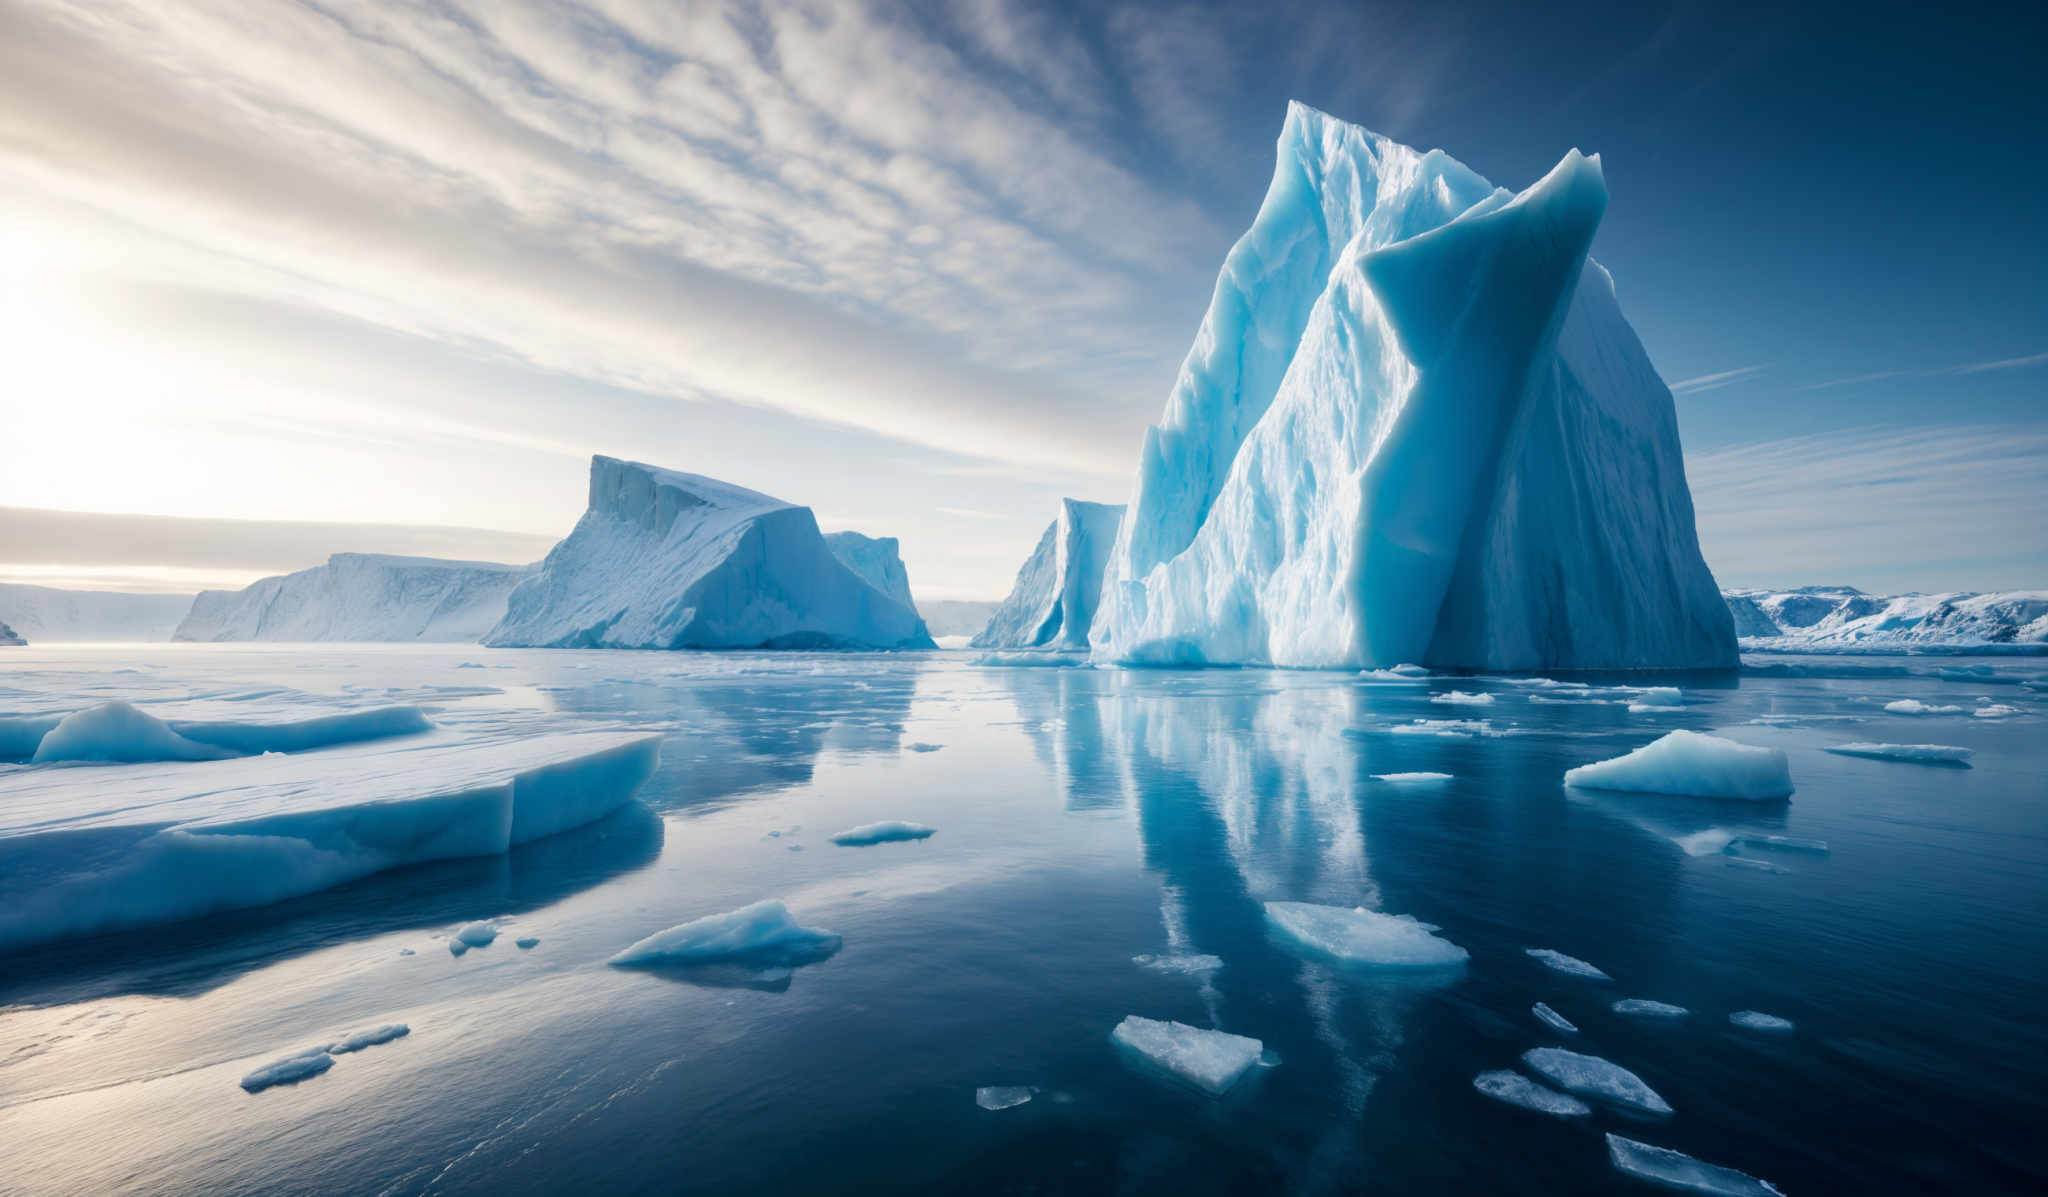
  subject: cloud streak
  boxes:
[1668,364,1767,394]
[1792,350,2048,392]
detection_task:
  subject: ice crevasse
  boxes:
[1090,102,1734,671]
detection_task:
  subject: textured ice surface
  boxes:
[1565,731,1794,800]
[241,1047,334,1093]
[1729,1011,1794,1033]
[31,701,234,764]
[973,500,1123,650]
[1522,1048,1672,1115]
[1973,704,2021,719]
[608,900,842,968]
[1824,742,1972,764]
[1884,700,1963,716]
[1727,586,2047,653]
[0,583,191,642]
[1472,1070,1590,1117]
[1613,999,1689,1019]
[1526,949,1612,981]
[1606,1134,1784,1195]
[1134,953,1225,974]
[1264,902,1468,968]
[488,456,932,650]
[0,730,660,950]
[175,554,530,643]
[1533,1002,1579,1035]
[828,821,936,847]
[13,700,429,764]
[328,1025,410,1054]
[1111,1016,1264,1096]
[1091,103,1732,670]
[975,1086,1035,1111]
[1372,772,1452,783]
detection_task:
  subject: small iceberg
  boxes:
[1729,1011,1794,1034]
[975,1086,1035,1111]
[829,821,936,847]
[1973,704,2021,719]
[1371,772,1453,784]
[1606,1134,1784,1196]
[609,900,842,969]
[1521,1048,1672,1115]
[1824,742,1972,765]
[1533,1002,1579,1035]
[1110,1016,1264,1096]
[1430,691,1495,707]
[1472,1070,1590,1117]
[240,1047,334,1093]
[1525,948,1612,981]
[1264,902,1468,969]
[455,921,498,947]
[1565,731,1794,801]
[1884,699,1963,716]
[328,1024,410,1054]
[1612,999,1688,1019]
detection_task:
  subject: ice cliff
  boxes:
[973,499,1124,650]
[1090,103,1734,671]
[486,456,934,650]
[175,554,531,643]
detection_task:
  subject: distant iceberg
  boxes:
[1091,102,1733,670]
[1726,586,2047,653]
[487,456,933,651]
[176,553,531,643]
[973,499,1123,650]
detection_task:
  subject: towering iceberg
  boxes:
[486,456,934,650]
[972,499,1124,650]
[174,554,531,642]
[1091,103,1733,671]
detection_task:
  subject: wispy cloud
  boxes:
[1668,364,1767,394]
[1793,351,2048,392]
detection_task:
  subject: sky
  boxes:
[0,0,2042,600]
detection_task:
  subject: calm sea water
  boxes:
[1,646,2043,1195]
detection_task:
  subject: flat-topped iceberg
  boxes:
[1526,948,1612,981]
[608,900,842,969]
[973,499,1124,650]
[175,554,531,643]
[1111,1016,1264,1096]
[1565,731,1794,800]
[1612,998,1689,1019]
[488,456,932,651]
[1263,901,1468,968]
[1606,1135,1784,1196]
[1823,743,1972,765]
[828,821,936,847]
[1522,1047,1672,1115]
[1090,102,1733,670]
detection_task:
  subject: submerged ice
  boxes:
[1090,102,1733,670]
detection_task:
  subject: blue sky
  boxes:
[0,0,2041,597]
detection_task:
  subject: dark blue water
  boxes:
[1,648,2043,1195]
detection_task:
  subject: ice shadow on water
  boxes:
[0,801,666,1007]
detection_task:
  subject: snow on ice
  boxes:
[1472,1070,1590,1117]
[175,554,531,643]
[1606,1134,1784,1196]
[1521,1047,1673,1115]
[1263,901,1468,968]
[1111,1016,1264,1096]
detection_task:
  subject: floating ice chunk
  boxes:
[1884,699,1963,716]
[1973,704,2021,719]
[1606,1134,1784,1196]
[516,937,540,949]
[240,1047,333,1093]
[1110,1016,1263,1096]
[1630,687,1683,709]
[1134,953,1224,975]
[1360,668,1428,682]
[1613,999,1688,1019]
[1372,772,1453,784]
[1525,949,1612,981]
[1565,731,1794,801]
[829,821,936,846]
[327,1024,409,1054]
[454,921,498,948]
[1726,834,1828,856]
[1823,742,1972,765]
[1473,1070,1590,1117]
[1388,719,1497,737]
[975,1086,1035,1110]
[1522,1048,1672,1115]
[1389,664,1430,677]
[609,900,842,969]
[31,701,235,765]
[1431,691,1495,707]
[1533,1002,1579,1035]
[1264,902,1469,968]
[1729,1011,1794,1033]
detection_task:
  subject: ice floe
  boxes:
[1973,704,2021,719]
[975,1086,1035,1110]
[1525,949,1612,981]
[1823,742,1972,765]
[1472,1069,1590,1117]
[1111,1016,1264,1096]
[1565,731,1794,800]
[240,1048,334,1093]
[1883,699,1963,716]
[1612,999,1688,1019]
[829,821,936,846]
[609,900,842,969]
[1629,687,1683,710]
[1263,902,1468,968]
[1729,1011,1794,1033]
[1430,691,1495,707]
[1133,953,1224,975]
[1371,772,1453,784]
[1533,1002,1579,1035]
[449,921,498,955]
[328,1024,410,1054]
[1521,1047,1672,1115]
[1605,1134,1783,1195]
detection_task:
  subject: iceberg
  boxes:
[1726,586,2048,653]
[1883,699,1963,716]
[1525,949,1612,981]
[1522,1047,1672,1115]
[1371,771,1453,784]
[1263,901,1469,968]
[1612,998,1689,1019]
[327,1024,410,1054]
[10,700,429,764]
[1472,1070,1590,1117]
[174,554,531,643]
[828,821,936,846]
[1430,691,1495,707]
[1605,1135,1784,1196]
[823,532,919,611]
[972,500,1124,650]
[0,729,660,951]
[0,582,192,642]
[1822,742,1972,765]
[1533,1002,1579,1035]
[608,900,842,968]
[240,1047,334,1093]
[1728,1011,1794,1033]
[1110,1016,1264,1096]
[1565,731,1794,800]
[1090,103,1733,671]
[487,457,933,651]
